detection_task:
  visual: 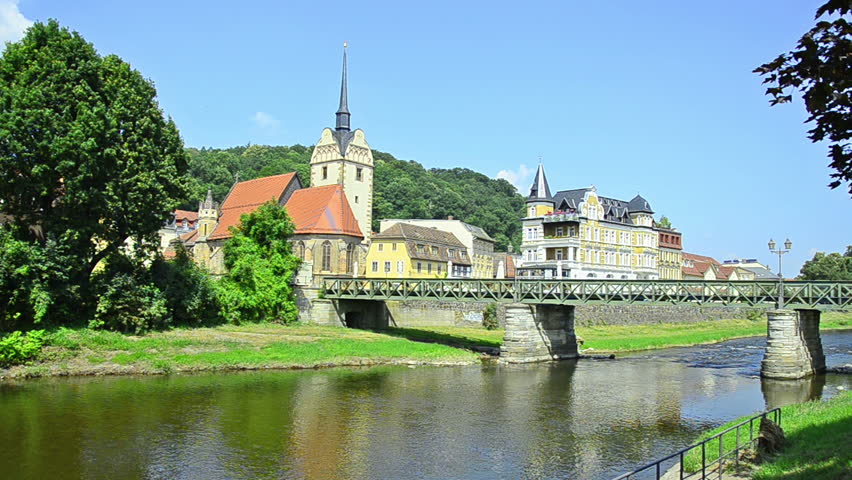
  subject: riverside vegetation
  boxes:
[3,313,849,380]
[683,391,851,480]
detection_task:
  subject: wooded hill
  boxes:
[183,145,525,251]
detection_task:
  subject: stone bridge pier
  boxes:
[500,304,579,363]
[761,309,826,379]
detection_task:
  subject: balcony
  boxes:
[542,212,580,223]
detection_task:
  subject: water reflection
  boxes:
[0,330,849,480]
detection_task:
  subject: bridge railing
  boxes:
[321,278,852,309]
[611,408,781,480]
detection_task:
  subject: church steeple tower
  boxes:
[310,43,374,240]
[335,42,350,132]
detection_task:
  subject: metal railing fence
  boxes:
[322,277,852,309]
[611,408,781,480]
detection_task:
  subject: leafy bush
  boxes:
[218,202,300,324]
[0,230,77,331]
[0,330,46,367]
[482,303,499,330]
[746,309,764,322]
[90,272,170,334]
[151,245,222,327]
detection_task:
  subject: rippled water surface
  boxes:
[1,331,849,480]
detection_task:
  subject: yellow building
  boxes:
[365,223,472,278]
[379,218,495,278]
[518,163,660,280]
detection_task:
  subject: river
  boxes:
[1,331,849,480]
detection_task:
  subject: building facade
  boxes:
[379,218,495,278]
[365,223,472,278]
[655,227,683,280]
[518,164,659,280]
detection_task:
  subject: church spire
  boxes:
[335,42,350,132]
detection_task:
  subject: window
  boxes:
[431,246,438,255]
[556,227,563,237]
[378,243,384,252]
[384,261,391,273]
[346,244,354,273]
[294,241,305,260]
[355,195,359,204]
[322,166,328,180]
[417,244,425,253]
[417,262,422,274]
[556,249,563,260]
[529,206,535,217]
[449,248,455,257]
[397,261,404,273]
[356,167,363,181]
[392,243,398,251]
[321,241,332,271]
[438,265,442,274]
[372,261,378,272]
[427,263,432,274]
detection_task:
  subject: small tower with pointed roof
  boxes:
[525,163,554,218]
[197,189,219,240]
[310,42,374,239]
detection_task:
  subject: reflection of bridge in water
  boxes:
[323,278,852,379]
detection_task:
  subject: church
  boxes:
[171,44,374,281]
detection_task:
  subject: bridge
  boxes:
[322,278,852,379]
[323,278,852,310]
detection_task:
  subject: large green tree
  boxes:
[798,245,852,280]
[218,202,301,324]
[755,1,852,195]
[0,20,188,296]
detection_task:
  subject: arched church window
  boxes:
[346,244,354,273]
[321,241,332,271]
[294,241,305,260]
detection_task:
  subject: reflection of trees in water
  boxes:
[761,375,825,410]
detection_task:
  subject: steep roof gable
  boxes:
[208,173,299,240]
[285,184,363,238]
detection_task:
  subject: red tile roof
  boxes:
[180,229,198,245]
[285,185,363,238]
[682,252,720,265]
[174,209,198,222]
[209,173,298,240]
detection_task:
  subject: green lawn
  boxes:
[577,311,851,353]
[6,323,480,378]
[683,391,851,479]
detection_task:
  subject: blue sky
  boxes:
[3,0,850,275]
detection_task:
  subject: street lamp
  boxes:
[768,238,792,309]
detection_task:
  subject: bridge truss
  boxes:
[322,278,852,310]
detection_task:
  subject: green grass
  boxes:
[11,323,480,377]
[683,392,852,479]
[577,311,851,353]
[382,326,504,349]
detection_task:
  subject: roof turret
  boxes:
[627,194,654,214]
[527,163,552,202]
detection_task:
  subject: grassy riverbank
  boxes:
[578,312,851,353]
[0,324,480,379]
[683,391,851,479]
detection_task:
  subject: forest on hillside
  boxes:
[183,145,525,251]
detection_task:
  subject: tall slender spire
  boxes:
[335,41,351,132]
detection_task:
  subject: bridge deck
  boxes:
[322,278,852,310]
